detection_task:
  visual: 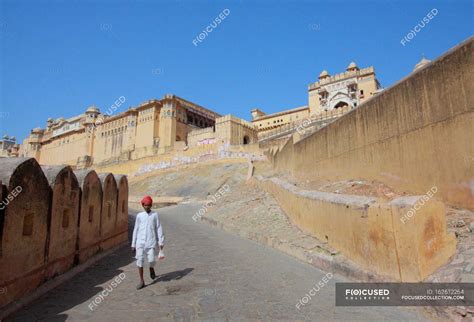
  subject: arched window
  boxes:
[334,101,349,109]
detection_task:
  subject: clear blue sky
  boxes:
[0,0,472,141]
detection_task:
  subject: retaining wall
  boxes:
[255,176,456,281]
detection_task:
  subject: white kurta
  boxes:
[131,211,165,249]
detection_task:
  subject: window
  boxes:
[23,213,34,236]
[62,209,70,228]
[88,206,94,222]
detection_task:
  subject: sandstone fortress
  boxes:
[19,94,258,168]
[17,62,382,169]
[1,38,472,317]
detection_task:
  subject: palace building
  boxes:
[20,94,258,168]
[251,106,310,133]
[0,135,19,158]
[308,62,381,114]
[252,62,381,133]
[17,62,383,167]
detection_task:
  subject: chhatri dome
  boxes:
[347,61,359,71]
[319,70,330,79]
[86,105,100,113]
[413,56,431,71]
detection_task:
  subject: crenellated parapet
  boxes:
[0,158,128,310]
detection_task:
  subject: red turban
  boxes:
[141,195,153,206]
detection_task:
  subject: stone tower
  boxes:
[158,94,177,153]
[81,105,101,167]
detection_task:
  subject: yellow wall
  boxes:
[94,115,130,164]
[135,106,157,149]
[271,37,474,210]
[39,132,89,166]
[216,115,258,145]
[188,127,216,147]
[176,121,188,142]
[252,107,309,133]
[255,176,456,281]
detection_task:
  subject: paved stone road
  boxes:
[8,204,430,321]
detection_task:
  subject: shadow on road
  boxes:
[154,268,194,283]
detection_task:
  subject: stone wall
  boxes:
[0,158,50,308]
[114,175,129,245]
[270,37,474,211]
[215,115,258,145]
[41,165,80,279]
[75,169,102,263]
[187,127,216,147]
[98,173,118,251]
[0,158,129,310]
[255,176,456,281]
[94,142,265,176]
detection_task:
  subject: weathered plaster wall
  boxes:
[98,173,118,251]
[75,169,102,263]
[42,165,80,279]
[0,160,129,310]
[114,175,129,244]
[271,37,474,210]
[39,132,89,166]
[255,176,456,281]
[0,158,51,307]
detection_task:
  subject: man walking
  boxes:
[131,195,165,289]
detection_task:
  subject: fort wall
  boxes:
[270,37,474,210]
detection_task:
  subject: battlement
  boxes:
[308,66,375,91]
[216,115,256,130]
